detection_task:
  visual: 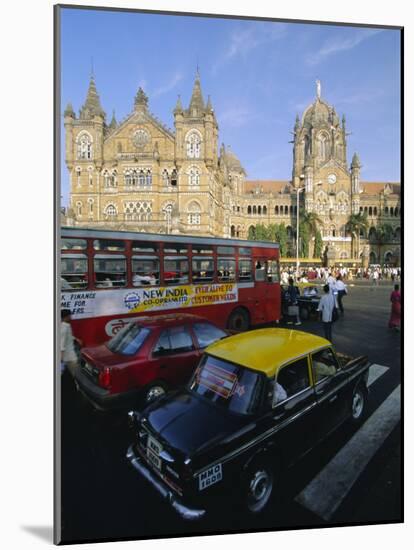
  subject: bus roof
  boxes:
[61,226,279,250]
[206,328,330,377]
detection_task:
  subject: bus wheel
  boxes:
[227,308,250,332]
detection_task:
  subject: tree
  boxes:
[299,209,323,257]
[375,223,394,265]
[314,230,323,259]
[346,212,369,260]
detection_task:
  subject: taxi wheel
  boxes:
[350,386,366,424]
[227,308,250,332]
[145,382,167,404]
[244,459,274,514]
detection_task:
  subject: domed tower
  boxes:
[292,80,347,189]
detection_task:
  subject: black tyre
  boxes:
[144,382,168,404]
[227,308,250,331]
[350,385,366,424]
[243,457,274,514]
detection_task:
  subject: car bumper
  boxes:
[126,444,206,521]
[71,367,141,411]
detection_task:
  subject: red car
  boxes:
[71,313,228,410]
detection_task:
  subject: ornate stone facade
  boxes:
[65,75,401,265]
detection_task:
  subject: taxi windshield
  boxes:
[188,355,264,415]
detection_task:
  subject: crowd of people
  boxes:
[281,263,401,340]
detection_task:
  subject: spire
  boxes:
[109,109,117,129]
[351,152,361,168]
[316,79,321,100]
[80,75,105,120]
[64,102,75,118]
[294,114,300,131]
[188,70,205,115]
[174,94,183,114]
[206,95,213,112]
[134,87,148,111]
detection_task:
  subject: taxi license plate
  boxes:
[147,436,162,470]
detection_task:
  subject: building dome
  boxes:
[222,146,245,174]
[302,98,339,128]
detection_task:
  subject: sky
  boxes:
[59,7,401,206]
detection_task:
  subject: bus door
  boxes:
[254,258,280,323]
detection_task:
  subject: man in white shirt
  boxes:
[61,309,80,377]
[317,284,336,341]
[335,274,348,314]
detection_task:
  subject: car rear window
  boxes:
[107,324,150,355]
[193,323,227,348]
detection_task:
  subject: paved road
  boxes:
[58,283,401,544]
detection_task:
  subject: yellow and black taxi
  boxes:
[126,329,370,520]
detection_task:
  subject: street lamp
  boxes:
[296,186,306,278]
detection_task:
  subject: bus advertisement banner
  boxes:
[61,283,238,320]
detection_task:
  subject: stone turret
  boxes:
[187,70,205,117]
[79,75,105,120]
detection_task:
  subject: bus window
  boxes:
[164,244,188,254]
[255,261,266,281]
[94,255,126,288]
[239,259,252,281]
[93,239,126,251]
[132,256,160,286]
[132,242,158,253]
[217,258,236,282]
[238,247,252,256]
[61,238,87,250]
[267,260,280,283]
[192,245,214,254]
[164,256,189,285]
[217,246,235,255]
[61,254,88,289]
[192,257,214,283]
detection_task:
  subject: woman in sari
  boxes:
[388,284,401,330]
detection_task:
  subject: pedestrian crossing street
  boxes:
[295,363,400,521]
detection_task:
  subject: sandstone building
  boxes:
[64,73,401,266]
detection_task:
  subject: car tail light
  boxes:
[99,367,112,389]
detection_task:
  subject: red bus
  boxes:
[60,227,281,346]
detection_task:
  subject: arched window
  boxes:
[384,207,389,216]
[162,169,169,186]
[125,170,132,187]
[187,201,201,225]
[76,201,82,217]
[248,205,252,215]
[384,251,394,264]
[76,167,81,186]
[145,169,152,186]
[285,205,288,215]
[263,205,267,215]
[189,166,200,186]
[318,133,329,160]
[253,205,257,215]
[373,207,378,216]
[368,207,373,216]
[330,225,336,237]
[390,207,394,216]
[258,206,262,215]
[186,131,201,159]
[87,198,94,217]
[340,251,348,259]
[138,170,145,186]
[275,205,279,215]
[104,204,117,220]
[236,225,241,238]
[231,225,236,237]
[394,207,399,217]
[77,132,93,160]
[289,205,293,214]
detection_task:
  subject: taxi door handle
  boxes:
[328,394,338,404]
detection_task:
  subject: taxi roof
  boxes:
[206,328,330,377]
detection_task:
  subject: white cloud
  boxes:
[305,28,383,66]
[217,105,256,128]
[152,72,183,98]
[212,22,286,74]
